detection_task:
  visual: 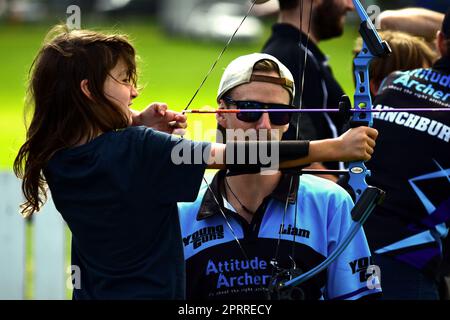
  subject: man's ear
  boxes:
[369,79,380,97]
[437,31,448,57]
[281,123,289,136]
[80,79,92,100]
[216,100,228,128]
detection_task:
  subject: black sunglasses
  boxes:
[223,97,294,126]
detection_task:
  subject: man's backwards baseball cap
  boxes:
[443,8,450,38]
[217,53,295,103]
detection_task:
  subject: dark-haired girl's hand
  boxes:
[132,103,187,135]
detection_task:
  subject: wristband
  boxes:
[225,140,310,175]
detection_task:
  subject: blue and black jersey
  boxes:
[366,56,450,279]
[178,171,381,300]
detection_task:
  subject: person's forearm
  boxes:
[130,109,142,126]
[379,9,444,42]
[205,126,375,170]
[206,140,328,170]
[278,139,340,169]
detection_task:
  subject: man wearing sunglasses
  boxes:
[177,53,381,300]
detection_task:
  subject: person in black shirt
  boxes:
[363,9,450,300]
[262,0,354,175]
[14,25,211,300]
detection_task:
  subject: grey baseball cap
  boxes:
[217,53,295,103]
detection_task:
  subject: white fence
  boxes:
[0,171,67,300]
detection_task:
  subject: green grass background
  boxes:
[0,19,358,299]
[0,20,358,170]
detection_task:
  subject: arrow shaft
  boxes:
[185,108,449,113]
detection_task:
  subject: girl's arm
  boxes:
[379,8,444,44]
[131,103,187,135]
[207,126,378,170]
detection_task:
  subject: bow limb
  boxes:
[348,0,390,202]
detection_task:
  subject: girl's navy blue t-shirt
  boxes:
[44,126,210,299]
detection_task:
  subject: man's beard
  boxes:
[311,1,347,41]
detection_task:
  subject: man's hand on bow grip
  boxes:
[334,127,378,162]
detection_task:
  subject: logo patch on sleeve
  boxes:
[349,256,375,282]
[183,225,225,249]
